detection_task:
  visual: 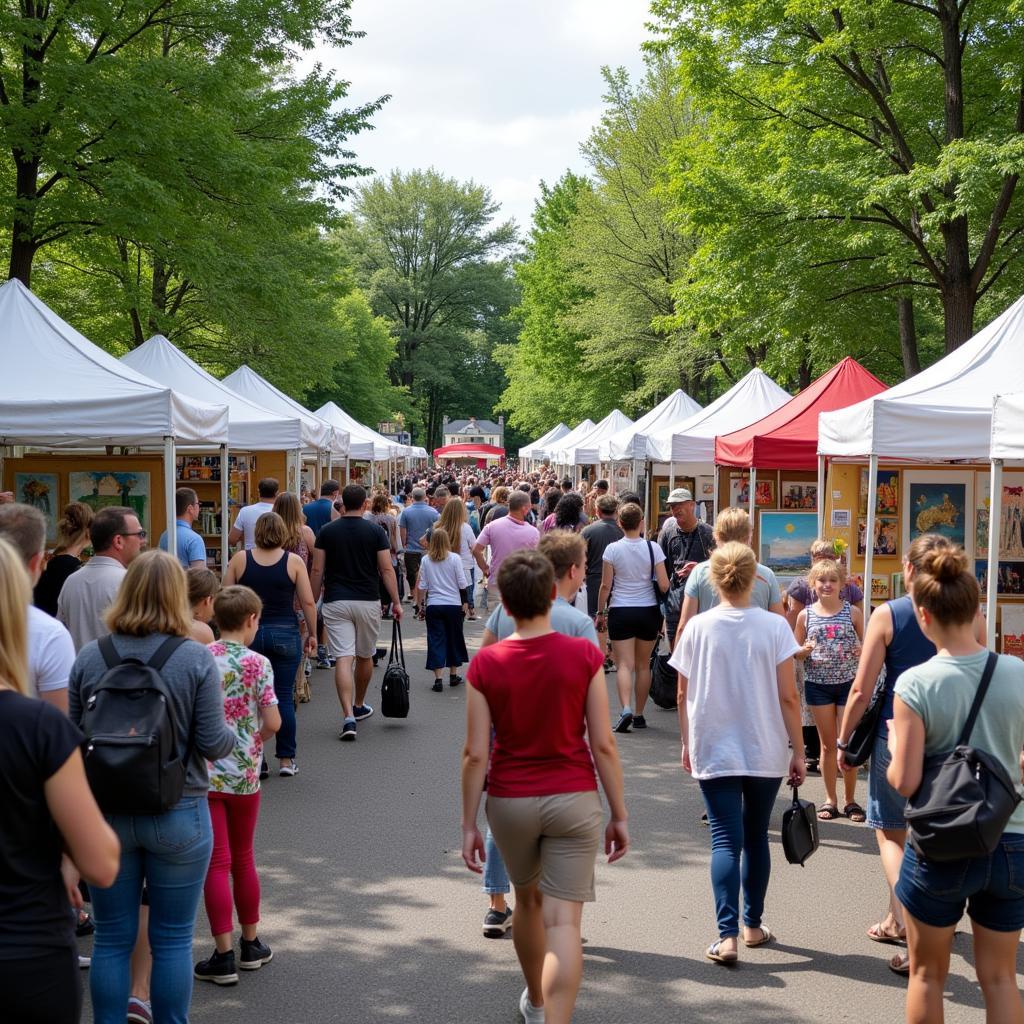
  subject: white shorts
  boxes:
[322,600,381,659]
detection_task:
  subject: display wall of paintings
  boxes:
[14,472,59,542]
[758,511,817,575]
[860,469,899,516]
[780,481,817,510]
[901,470,973,555]
[69,471,151,535]
[857,516,899,556]
[730,473,775,508]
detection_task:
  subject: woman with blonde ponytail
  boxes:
[669,541,805,965]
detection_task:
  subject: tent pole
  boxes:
[344,458,350,486]
[370,460,375,487]
[864,455,878,626]
[816,454,826,537]
[220,445,229,573]
[748,467,756,519]
[987,459,1002,650]
[327,450,333,479]
[164,436,177,559]
[292,449,301,498]
[669,463,675,493]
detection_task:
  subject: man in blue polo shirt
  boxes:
[398,487,439,611]
[158,487,207,568]
[303,479,340,539]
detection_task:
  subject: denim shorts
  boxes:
[804,679,853,707]
[866,730,906,831]
[896,833,1024,931]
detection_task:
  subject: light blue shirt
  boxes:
[684,560,781,613]
[485,596,600,648]
[398,501,439,554]
[159,518,208,568]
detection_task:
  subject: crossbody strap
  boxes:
[957,651,999,747]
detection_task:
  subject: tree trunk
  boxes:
[942,275,976,353]
[897,297,920,377]
[8,153,39,286]
[150,259,171,332]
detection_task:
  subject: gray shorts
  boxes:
[322,600,381,660]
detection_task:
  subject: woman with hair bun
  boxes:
[33,502,93,616]
[886,544,1024,1022]
[670,541,804,965]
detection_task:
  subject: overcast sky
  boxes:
[312,0,654,234]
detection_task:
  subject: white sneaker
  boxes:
[518,987,544,1023]
[279,761,297,777]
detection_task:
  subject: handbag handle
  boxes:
[790,785,801,807]
[388,619,406,670]
[957,651,999,747]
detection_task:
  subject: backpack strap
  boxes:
[98,635,123,670]
[146,636,188,672]
[957,651,999,747]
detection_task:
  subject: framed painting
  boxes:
[69,471,151,535]
[975,559,1024,597]
[758,511,817,574]
[870,574,891,601]
[902,470,973,556]
[14,472,59,542]
[860,468,900,516]
[730,473,775,508]
[780,481,818,511]
[1002,605,1024,659]
[857,516,899,557]
[976,473,1024,560]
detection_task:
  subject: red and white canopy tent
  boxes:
[433,442,505,467]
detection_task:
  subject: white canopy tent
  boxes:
[602,390,702,462]
[546,419,595,470]
[818,293,1024,640]
[519,422,571,464]
[0,280,229,558]
[555,410,634,467]
[314,401,403,486]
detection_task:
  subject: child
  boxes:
[795,559,865,822]
[417,529,469,693]
[195,585,282,986]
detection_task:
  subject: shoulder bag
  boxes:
[842,671,888,767]
[904,652,1021,861]
[648,635,678,711]
[646,540,665,606]
[380,620,411,719]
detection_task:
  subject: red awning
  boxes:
[432,443,505,459]
[714,357,887,470]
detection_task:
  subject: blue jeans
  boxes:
[252,623,301,759]
[90,798,213,1024]
[482,827,510,895]
[699,776,782,938]
[466,567,476,611]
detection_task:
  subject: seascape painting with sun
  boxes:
[758,511,818,574]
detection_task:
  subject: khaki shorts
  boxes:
[486,790,603,902]
[322,600,381,659]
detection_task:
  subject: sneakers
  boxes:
[431,679,444,693]
[126,997,153,1023]
[613,709,633,733]
[482,907,513,938]
[339,719,357,741]
[279,761,297,777]
[448,675,464,687]
[194,949,238,986]
[518,987,544,1023]
[603,656,616,672]
[353,703,374,721]
[239,936,274,971]
[78,954,91,969]
[316,646,331,670]
[259,759,270,781]
[632,715,647,729]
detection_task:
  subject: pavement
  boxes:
[81,604,1020,1023]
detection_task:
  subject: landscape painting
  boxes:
[758,511,817,574]
[15,472,59,542]
[70,471,150,535]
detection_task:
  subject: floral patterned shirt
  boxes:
[206,640,277,795]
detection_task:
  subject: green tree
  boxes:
[342,169,519,447]
[652,0,1024,354]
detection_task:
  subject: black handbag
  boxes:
[843,671,888,767]
[380,620,410,719]
[781,786,820,866]
[648,637,677,710]
[904,652,1021,862]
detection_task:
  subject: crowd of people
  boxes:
[1,460,1023,1024]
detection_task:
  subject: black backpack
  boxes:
[381,620,410,718]
[82,636,190,815]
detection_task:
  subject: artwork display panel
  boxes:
[780,481,818,511]
[69,471,151,536]
[901,471,973,556]
[758,511,817,575]
[14,473,59,542]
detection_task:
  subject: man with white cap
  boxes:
[657,487,715,643]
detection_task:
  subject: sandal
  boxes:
[867,922,906,945]
[817,803,841,820]
[743,925,773,948]
[705,940,738,964]
[888,950,910,975]
[844,802,867,823]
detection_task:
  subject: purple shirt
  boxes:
[477,515,540,582]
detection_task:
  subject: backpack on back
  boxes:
[82,636,189,815]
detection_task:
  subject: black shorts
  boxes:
[607,605,662,642]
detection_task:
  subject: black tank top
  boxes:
[240,550,296,626]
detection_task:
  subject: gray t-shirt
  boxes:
[897,650,1024,833]
[485,596,600,648]
[69,633,234,798]
[684,561,782,614]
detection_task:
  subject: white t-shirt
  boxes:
[28,605,76,698]
[418,552,468,607]
[233,501,277,551]
[669,605,802,780]
[457,523,476,572]
[602,537,666,609]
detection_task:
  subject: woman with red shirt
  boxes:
[461,549,629,1024]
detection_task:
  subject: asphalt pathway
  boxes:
[82,608,1020,1022]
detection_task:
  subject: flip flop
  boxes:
[867,922,906,945]
[705,940,738,965]
[844,802,867,823]
[817,803,841,820]
[743,926,773,948]
[888,950,910,975]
